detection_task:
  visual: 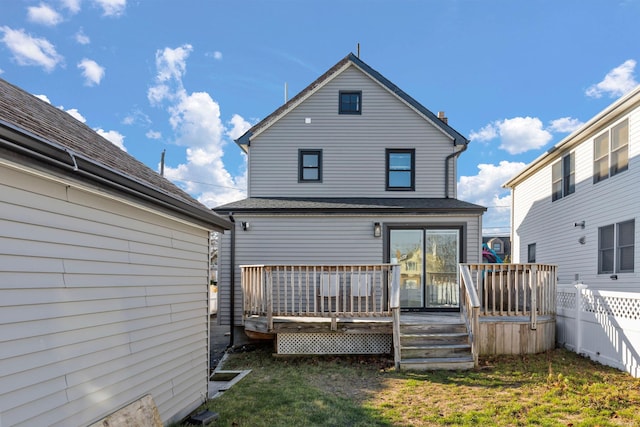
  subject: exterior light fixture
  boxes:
[241,221,250,231]
[373,222,381,238]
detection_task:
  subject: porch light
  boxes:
[373,222,381,238]
[241,221,250,231]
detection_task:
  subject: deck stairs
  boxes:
[398,313,475,370]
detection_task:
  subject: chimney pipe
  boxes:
[437,111,448,124]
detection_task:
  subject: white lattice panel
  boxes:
[277,333,392,355]
[582,293,640,320]
[557,291,576,310]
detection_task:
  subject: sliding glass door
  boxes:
[390,227,460,310]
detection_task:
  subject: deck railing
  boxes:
[240,264,399,329]
[460,263,557,329]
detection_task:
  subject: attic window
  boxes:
[339,91,361,114]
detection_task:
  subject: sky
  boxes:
[1,0,640,236]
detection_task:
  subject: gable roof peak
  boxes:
[235,53,468,151]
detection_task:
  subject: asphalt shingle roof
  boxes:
[214,197,486,214]
[0,77,230,230]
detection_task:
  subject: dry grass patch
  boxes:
[184,343,640,427]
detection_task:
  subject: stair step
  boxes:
[400,323,467,334]
[399,356,475,371]
[400,332,469,346]
[401,343,471,359]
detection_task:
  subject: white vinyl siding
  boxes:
[511,108,640,291]
[0,161,210,426]
[217,213,481,325]
[248,65,455,198]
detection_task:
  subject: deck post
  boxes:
[530,264,537,330]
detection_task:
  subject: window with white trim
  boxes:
[598,219,635,274]
[594,119,628,184]
[552,152,575,201]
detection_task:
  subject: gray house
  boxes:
[0,78,230,426]
[213,54,529,368]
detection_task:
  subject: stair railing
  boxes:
[459,264,480,367]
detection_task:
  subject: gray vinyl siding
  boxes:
[217,213,482,325]
[248,65,455,198]
[512,108,640,291]
[0,161,210,426]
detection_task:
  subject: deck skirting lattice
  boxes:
[276,333,392,355]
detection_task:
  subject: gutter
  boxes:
[0,120,231,231]
[444,140,468,198]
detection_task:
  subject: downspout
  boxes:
[444,140,468,198]
[227,213,235,348]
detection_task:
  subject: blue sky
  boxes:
[2,0,640,235]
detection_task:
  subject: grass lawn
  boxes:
[184,344,640,427]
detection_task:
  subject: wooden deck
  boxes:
[240,263,557,367]
[244,312,555,358]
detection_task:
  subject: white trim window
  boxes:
[594,119,629,184]
[552,152,575,201]
[598,219,635,274]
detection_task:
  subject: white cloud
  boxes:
[65,108,86,122]
[207,51,222,60]
[227,114,252,140]
[61,0,82,13]
[77,58,105,86]
[75,28,90,44]
[470,117,552,155]
[498,117,552,154]
[34,94,51,103]
[28,3,64,26]
[586,60,638,99]
[94,0,126,16]
[469,123,498,142]
[548,117,583,133]
[146,130,161,139]
[149,45,247,207]
[458,161,527,234]
[95,128,127,151]
[0,26,63,72]
[156,44,192,83]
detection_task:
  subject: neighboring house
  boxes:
[214,53,487,343]
[0,78,231,426]
[504,85,640,377]
[482,235,511,262]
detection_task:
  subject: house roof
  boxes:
[235,53,469,151]
[0,78,231,231]
[504,84,640,189]
[213,197,486,215]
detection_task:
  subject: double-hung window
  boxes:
[298,150,322,182]
[594,119,628,184]
[386,149,415,191]
[339,91,362,114]
[552,152,575,201]
[598,220,635,274]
